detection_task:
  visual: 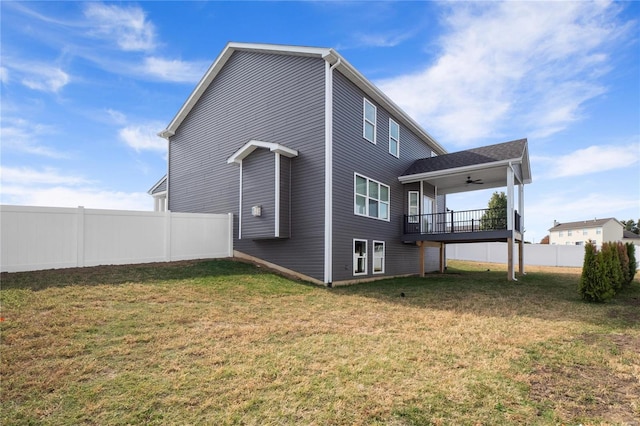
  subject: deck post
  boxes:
[518,239,524,275]
[417,241,425,277]
[507,237,514,281]
[439,243,445,273]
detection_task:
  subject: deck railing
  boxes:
[404,208,521,235]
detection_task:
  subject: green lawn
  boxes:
[1,259,638,425]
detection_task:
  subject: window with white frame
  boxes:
[408,191,419,223]
[363,98,376,144]
[583,229,588,236]
[353,239,367,275]
[354,173,389,221]
[596,228,602,235]
[568,230,572,236]
[559,231,564,237]
[389,118,399,157]
[373,241,385,274]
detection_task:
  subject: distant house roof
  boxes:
[548,217,622,232]
[148,174,167,195]
[402,139,528,177]
[623,229,640,240]
[157,42,446,155]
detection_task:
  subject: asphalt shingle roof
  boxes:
[549,218,618,231]
[401,138,527,177]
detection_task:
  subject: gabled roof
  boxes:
[148,174,167,195]
[548,217,622,232]
[227,140,298,164]
[623,230,640,240]
[398,139,531,193]
[402,139,528,177]
[158,42,446,155]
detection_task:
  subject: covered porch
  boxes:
[398,139,532,281]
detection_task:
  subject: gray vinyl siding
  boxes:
[241,148,275,239]
[168,51,326,281]
[331,72,439,282]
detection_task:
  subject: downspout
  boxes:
[324,57,341,285]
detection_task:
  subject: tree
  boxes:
[540,235,550,244]
[481,191,507,230]
[621,219,639,235]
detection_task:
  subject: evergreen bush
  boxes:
[616,242,630,286]
[626,242,637,285]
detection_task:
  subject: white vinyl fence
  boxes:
[0,205,233,273]
[447,242,640,269]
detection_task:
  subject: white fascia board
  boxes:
[151,191,167,198]
[331,57,447,156]
[227,140,299,164]
[229,42,332,58]
[398,157,523,184]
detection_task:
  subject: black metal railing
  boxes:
[404,208,521,235]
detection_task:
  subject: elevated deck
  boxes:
[402,208,522,243]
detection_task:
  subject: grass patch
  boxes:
[2,259,639,425]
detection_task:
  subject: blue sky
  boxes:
[1,1,638,243]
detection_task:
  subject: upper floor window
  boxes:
[389,118,399,157]
[355,173,389,221]
[559,231,564,237]
[583,229,588,235]
[596,228,602,235]
[568,230,572,236]
[363,98,376,144]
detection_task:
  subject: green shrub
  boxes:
[616,242,630,286]
[580,241,608,302]
[626,243,637,285]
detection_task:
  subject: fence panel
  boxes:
[1,205,233,273]
[447,242,640,268]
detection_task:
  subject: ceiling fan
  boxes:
[465,176,483,185]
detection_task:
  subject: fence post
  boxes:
[165,210,172,262]
[227,213,234,257]
[76,206,85,268]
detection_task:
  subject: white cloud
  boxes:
[0,118,68,158]
[377,1,626,146]
[0,166,91,186]
[21,66,70,93]
[0,166,150,211]
[83,2,156,52]
[106,108,127,125]
[536,143,640,178]
[2,59,70,93]
[119,122,167,152]
[141,56,209,83]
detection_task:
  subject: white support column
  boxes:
[519,183,525,275]
[275,152,281,238]
[507,166,514,231]
[507,166,516,281]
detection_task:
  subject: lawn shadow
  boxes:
[330,267,640,329]
[0,258,272,291]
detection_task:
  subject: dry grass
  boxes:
[1,259,639,425]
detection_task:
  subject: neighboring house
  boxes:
[148,175,167,212]
[548,218,625,247]
[151,42,531,285]
[622,229,640,245]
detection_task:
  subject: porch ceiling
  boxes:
[398,138,531,195]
